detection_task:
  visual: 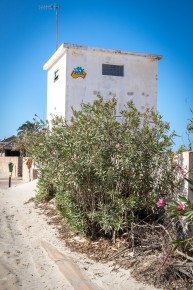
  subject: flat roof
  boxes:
[43,43,163,71]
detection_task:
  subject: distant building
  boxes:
[0,136,20,157]
[43,43,162,121]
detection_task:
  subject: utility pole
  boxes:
[39,4,60,50]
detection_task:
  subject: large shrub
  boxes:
[19,97,181,238]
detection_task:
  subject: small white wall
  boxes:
[181,151,193,201]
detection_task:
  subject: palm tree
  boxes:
[17,121,37,136]
[17,121,38,156]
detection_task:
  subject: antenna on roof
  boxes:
[39,4,60,51]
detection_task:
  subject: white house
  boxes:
[43,43,162,121]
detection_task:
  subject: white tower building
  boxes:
[43,43,162,121]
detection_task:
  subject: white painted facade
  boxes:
[180,151,193,201]
[43,43,162,121]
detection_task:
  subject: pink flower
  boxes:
[157,199,166,208]
[175,165,181,169]
[115,143,121,149]
[52,150,57,156]
[177,202,186,211]
[71,153,77,161]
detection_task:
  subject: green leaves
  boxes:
[184,210,193,222]
[19,96,178,239]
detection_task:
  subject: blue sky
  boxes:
[0,0,193,150]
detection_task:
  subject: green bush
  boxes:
[19,97,181,238]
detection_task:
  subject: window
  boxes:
[102,64,124,77]
[54,69,59,82]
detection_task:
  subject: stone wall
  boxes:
[22,157,38,182]
[0,157,22,177]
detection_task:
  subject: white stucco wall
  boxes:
[181,151,193,201]
[44,44,161,122]
[46,53,67,120]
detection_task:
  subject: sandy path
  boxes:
[0,181,161,290]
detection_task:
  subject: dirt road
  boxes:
[0,181,160,290]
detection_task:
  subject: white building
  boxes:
[43,43,162,121]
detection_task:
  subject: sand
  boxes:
[0,180,161,290]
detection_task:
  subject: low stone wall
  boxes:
[0,157,22,177]
[0,157,38,182]
[22,157,38,182]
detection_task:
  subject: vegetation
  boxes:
[17,119,41,156]
[17,97,193,288]
[18,97,180,236]
[181,109,193,151]
[187,110,193,134]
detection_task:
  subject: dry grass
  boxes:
[34,199,193,290]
